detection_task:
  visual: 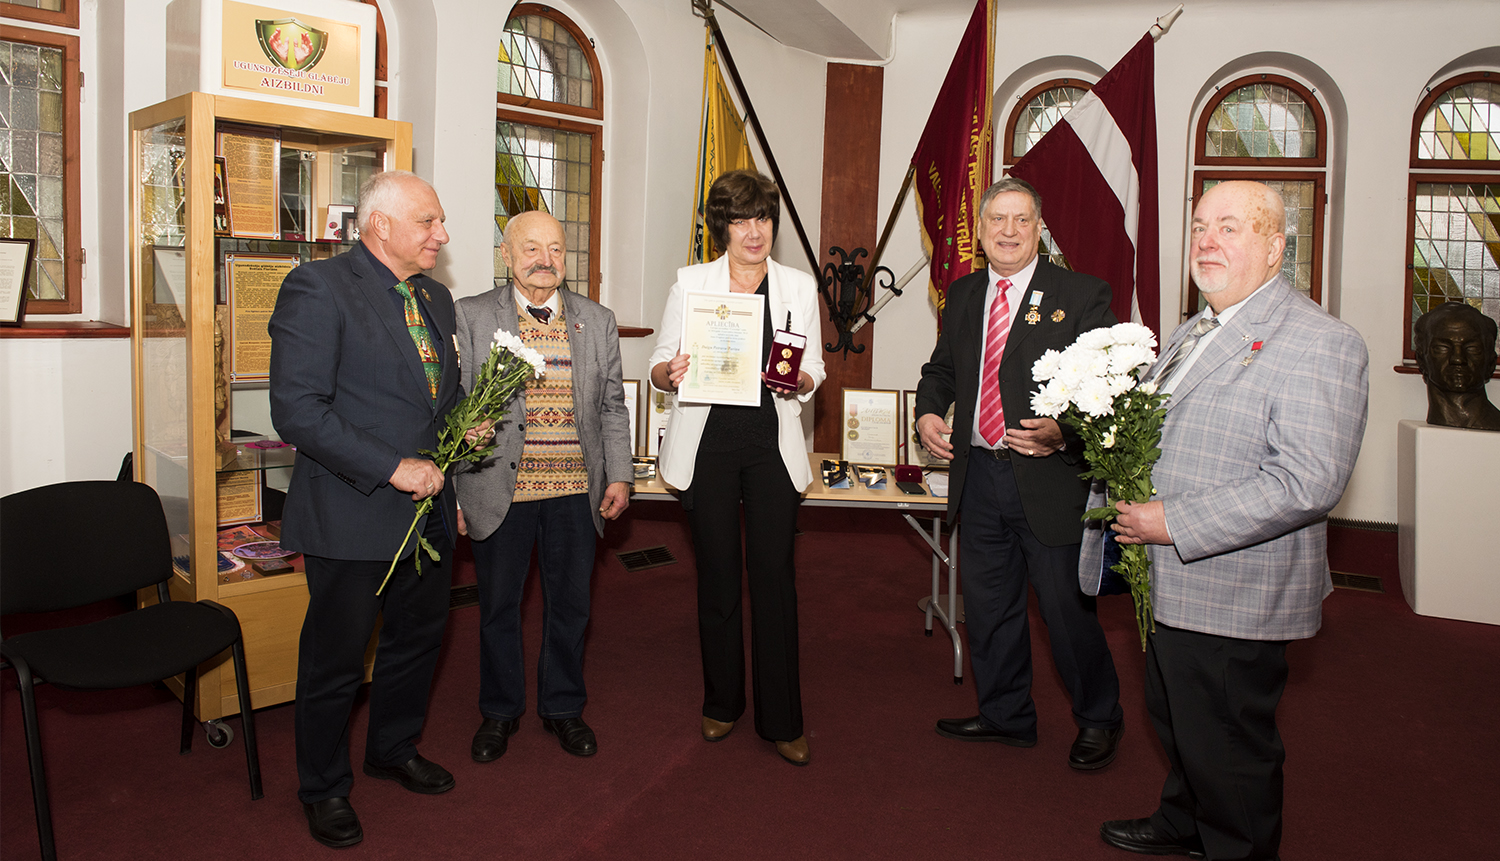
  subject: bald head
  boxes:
[1189,181,1287,312]
[502,211,567,303]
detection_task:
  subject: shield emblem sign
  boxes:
[255,18,329,71]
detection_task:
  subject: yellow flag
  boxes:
[688,30,757,264]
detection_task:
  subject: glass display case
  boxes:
[129,92,411,726]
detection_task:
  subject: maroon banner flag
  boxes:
[911,0,995,318]
[1009,32,1161,340]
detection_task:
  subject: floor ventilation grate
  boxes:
[615,545,677,573]
[450,583,480,610]
[1330,571,1384,593]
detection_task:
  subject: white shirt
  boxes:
[513,285,561,319]
[1160,275,1275,395]
[971,255,1038,449]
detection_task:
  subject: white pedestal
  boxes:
[1396,420,1500,625]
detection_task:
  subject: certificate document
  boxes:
[841,388,901,465]
[678,289,765,407]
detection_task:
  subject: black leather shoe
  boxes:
[362,754,456,794]
[303,797,362,848]
[1069,726,1124,770]
[542,717,598,757]
[471,717,521,763]
[934,716,1036,747]
[1099,818,1205,858]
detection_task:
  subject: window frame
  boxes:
[1002,78,1092,165]
[1187,73,1328,316]
[2,22,82,315]
[497,3,603,123]
[0,1,77,30]
[1403,71,1499,370]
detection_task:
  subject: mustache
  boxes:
[525,263,559,276]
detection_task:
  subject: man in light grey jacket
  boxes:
[1092,182,1369,861]
[453,211,633,763]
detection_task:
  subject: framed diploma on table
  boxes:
[646,384,672,456]
[678,289,765,406]
[841,388,901,465]
[904,390,954,469]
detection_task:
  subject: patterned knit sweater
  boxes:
[513,302,588,501]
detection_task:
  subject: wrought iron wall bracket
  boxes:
[820,245,892,356]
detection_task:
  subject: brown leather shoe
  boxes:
[775,735,810,766]
[702,716,736,742]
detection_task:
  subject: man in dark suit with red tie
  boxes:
[270,170,460,849]
[915,177,1124,769]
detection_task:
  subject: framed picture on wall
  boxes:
[0,237,37,327]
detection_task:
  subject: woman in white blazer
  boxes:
[650,171,826,766]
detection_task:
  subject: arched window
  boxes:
[1003,79,1091,269]
[1404,71,1499,366]
[1190,73,1327,315]
[495,4,603,299]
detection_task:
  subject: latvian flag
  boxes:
[1009,32,1160,340]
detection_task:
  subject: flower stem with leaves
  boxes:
[379,330,544,595]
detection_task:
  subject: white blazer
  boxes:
[650,256,827,492]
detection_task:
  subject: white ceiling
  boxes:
[714,0,1011,61]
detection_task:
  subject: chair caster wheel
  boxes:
[953,676,962,686]
[205,719,234,748]
[924,628,933,637]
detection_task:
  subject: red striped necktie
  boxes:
[977,279,1012,447]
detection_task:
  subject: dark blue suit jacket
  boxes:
[269,242,460,561]
[916,260,1116,547]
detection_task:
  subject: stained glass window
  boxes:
[1407,74,1500,361]
[495,5,602,299]
[494,121,593,289]
[3,1,65,11]
[498,13,596,112]
[1416,80,1500,162]
[1204,82,1319,160]
[0,36,68,302]
[1191,74,1327,312]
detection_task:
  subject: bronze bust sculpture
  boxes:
[1412,302,1500,432]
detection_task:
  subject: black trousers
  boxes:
[685,445,803,742]
[294,514,452,802]
[1147,622,1289,861]
[958,451,1122,737]
[472,493,595,721]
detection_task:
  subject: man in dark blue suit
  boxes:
[270,170,458,849]
[916,177,1124,771]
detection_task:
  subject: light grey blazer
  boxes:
[452,284,634,540]
[1080,276,1369,641]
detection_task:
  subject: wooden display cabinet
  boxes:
[129,92,411,726]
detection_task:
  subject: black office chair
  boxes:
[1,480,264,861]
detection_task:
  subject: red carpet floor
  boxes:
[3,510,1496,859]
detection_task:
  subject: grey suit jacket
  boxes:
[452,284,633,540]
[1080,276,1369,641]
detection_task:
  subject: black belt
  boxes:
[976,446,1011,461]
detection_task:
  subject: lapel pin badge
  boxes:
[574,321,585,332]
[1051,309,1065,323]
[1241,340,1264,366]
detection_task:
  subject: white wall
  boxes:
[5,0,1498,522]
[870,0,1500,524]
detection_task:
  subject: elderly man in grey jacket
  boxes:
[1092,181,1369,861]
[453,210,633,762]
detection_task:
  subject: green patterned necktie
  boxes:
[394,280,440,401]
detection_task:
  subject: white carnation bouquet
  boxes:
[380,328,545,594]
[1031,322,1166,649]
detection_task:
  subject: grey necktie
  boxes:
[1147,316,1220,388]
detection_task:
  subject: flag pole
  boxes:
[700,5,822,276]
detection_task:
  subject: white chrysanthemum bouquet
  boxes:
[1031,323,1166,649]
[381,328,545,594]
